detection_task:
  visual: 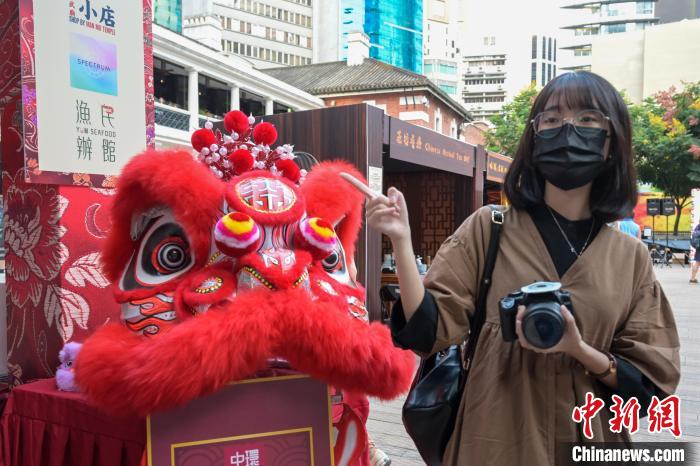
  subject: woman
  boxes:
[691,222,700,284]
[344,72,680,465]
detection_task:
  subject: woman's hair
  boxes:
[503,71,638,223]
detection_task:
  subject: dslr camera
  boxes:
[498,282,574,349]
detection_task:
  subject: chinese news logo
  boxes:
[572,392,681,439]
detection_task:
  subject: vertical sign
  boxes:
[20,0,154,187]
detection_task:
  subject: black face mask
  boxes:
[532,125,608,191]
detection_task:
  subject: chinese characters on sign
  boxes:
[572,393,681,439]
[389,118,475,177]
[75,101,118,163]
[486,151,512,183]
[228,448,262,466]
[69,0,116,36]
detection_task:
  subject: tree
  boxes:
[630,82,700,235]
[485,83,538,157]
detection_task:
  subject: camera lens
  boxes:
[522,302,566,349]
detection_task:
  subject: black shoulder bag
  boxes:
[402,206,504,466]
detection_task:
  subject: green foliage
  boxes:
[630,81,700,234]
[485,83,538,157]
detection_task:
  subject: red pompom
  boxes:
[224,111,250,135]
[275,159,301,183]
[252,122,278,146]
[191,129,217,152]
[231,149,254,175]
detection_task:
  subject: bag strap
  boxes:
[461,206,504,381]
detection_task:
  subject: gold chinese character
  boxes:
[395,130,402,144]
[410,133,416,149]
[403,133,410,146]
[416,136,423,150]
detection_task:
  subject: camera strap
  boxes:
[462,205,504,384]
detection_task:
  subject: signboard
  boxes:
[389,118,475,177]
[147,374,334,466]
[368,166,383,193]
[486,151,512,183]
[20,0,154,186]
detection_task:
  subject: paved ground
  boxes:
[367,265,700,465]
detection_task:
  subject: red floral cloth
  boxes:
[0,379,145,466]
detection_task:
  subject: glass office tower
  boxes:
[154,0,183,33]
[341,0,423,74]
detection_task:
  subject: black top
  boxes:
[390,204,661,413]
[527,203,603,277]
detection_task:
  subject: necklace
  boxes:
[546,205,595,257]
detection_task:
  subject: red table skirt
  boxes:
[0,378,146,466]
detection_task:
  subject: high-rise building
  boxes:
[559,0,659,72]
[317,1,423,73]
[423,0,462,99]
[154,0,183,33]
[458,0,558,120]
[656,0,700,23]
[183,0,314,69]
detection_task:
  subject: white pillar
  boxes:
[187,68,199,130]
[230,85,240,111]
[265,97,274,116]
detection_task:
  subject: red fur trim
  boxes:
[271,291,415,400]
[102,150,224,282]
[302,162,365,263]
[225,171,305,226]
[75,289,277,415]
[224,111,250,135]
[75,288,415,415]
[252,122,277,146]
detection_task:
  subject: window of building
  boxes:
[541,62,545,86]
[637,1,653,14]
[542,36,546,59]
[531,62,536,83]
[547,63,552,82]
[240,89,265,116]
[154,57,188,109]
[424,62,433,74]
[531,35,537,59]
[439,83,457,95]
[602,23,626,34]
[548,38,552,61]
[273,102,292,114]
[574,47,592,56]
[554,39,557,61]
[198,75,230,118]
[435,110,442,133]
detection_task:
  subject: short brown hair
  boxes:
[503,71,638,223]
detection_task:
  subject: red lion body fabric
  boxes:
[75,113,415,466]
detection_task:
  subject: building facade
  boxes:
[423,0,462,99]
[591,18,700,102]
[183,0,314,69]
[460,33,557,121]
[263,38,470,138]
[316,0,423,73]
[152,24,324,149]
[154,0,183,33]
[559,0,659,72]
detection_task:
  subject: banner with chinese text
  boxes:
[20,0,154,186]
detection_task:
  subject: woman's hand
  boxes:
[515,305,583,356]
[339,173,411,244]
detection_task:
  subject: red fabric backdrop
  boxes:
[1,1,121,385]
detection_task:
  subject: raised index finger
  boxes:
[339,172,377,199]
